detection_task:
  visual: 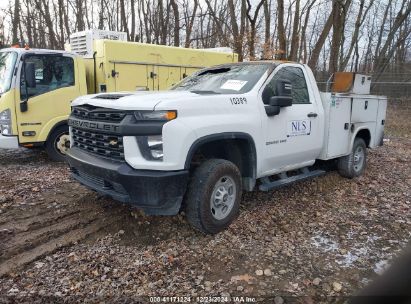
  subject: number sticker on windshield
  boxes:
[221,80,248,91]
[230,97,247,105]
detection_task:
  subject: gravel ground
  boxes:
[0,103,410,303]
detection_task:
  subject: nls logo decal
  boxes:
[287,120,311,137]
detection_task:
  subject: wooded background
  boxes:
[1,0,410,96]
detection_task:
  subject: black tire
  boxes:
[184,159,242,234]
[338,138,367,178]
[45,125,70,162]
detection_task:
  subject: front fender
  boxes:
[38,116,69,142]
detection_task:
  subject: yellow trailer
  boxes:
[0,30,237,160]
[83,39,238,93]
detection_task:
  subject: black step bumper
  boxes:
[66,147,189,215]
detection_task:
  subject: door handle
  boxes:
[307,112,318,118]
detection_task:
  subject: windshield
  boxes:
[0,51,18,95]
[172,63,272,94]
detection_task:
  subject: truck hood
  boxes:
[71,91,203,110]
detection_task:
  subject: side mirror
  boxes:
[25,62,36,88]
[265,105,280,116]
[20,62,36,112]
[264,79,293,116]
[269,96,292,107]
[276,79,292,97]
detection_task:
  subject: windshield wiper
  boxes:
[190,90,221,95]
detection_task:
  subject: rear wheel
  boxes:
[45,125,70,162]
[184,159,242,234]
[338,138,367,178]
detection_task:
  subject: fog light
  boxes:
[147,135,163,160]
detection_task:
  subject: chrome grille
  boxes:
[71,127,124,160]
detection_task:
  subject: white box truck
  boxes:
[65,61,387,234]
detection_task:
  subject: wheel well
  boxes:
[355,129,371,147]
[45,121,68,143]
[185,134,257,191]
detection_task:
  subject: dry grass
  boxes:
[385,101,411,139]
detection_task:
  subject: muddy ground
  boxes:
[0,103,410,303]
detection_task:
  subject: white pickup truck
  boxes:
[66,62,387,234]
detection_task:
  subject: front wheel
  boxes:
[184,159,242,234]
[338,138,367,178]
[45,125,70,162]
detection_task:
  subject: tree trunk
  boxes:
[184,0,198,48]
[329,0,352,73]
[276,0,286,59]
[307,3,334,70]
[228,0,247,61]
[34,0,59,48]
[170,0,180,46]
[289,0,300,61]
[262,0,271,59]
[130,0,136,41]
[299,0,316,62]
[374,0,411,80]
[204,0,230,52]
[75,0,85,31]
[12,0,20,44]
[119,0,129,40]
[24,0,33,46]
[246,0,265,60]
[98,0,104,29]
[58,0,66,46]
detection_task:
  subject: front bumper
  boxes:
[66,147,189,215]
[0,135,19,149]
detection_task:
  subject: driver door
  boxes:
[259,64,323,176]
[16,54,80,144]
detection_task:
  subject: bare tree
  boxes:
[374,0,411,79]
[307,3,334,70]
[2,0,410,81]
[182,0,199,48]
[298,0,316,63]
[119,0,129,40]
[329,0,352,73]
[276,0,286,59]
[262,0,271,59]
[289,0,300,61]
[340,0,374,71]
[170,0,180,46]
[12,0,20,44]
[130,0,136,41]
[246,0,265,60]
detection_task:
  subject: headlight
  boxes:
[134,110,177,121]
[0,109,12,135]
[133,111,176,161]
[137,135,164,161]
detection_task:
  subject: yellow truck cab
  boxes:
[0,30,237,161]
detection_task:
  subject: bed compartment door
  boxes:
[375,98,387,147]
[325,96,352,158]
[351,97,379,123]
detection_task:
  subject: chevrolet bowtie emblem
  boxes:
[109,139,118,146]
